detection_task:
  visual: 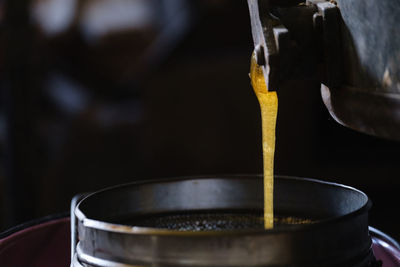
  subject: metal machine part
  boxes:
[248,0,400,140]
[71,175,378,267]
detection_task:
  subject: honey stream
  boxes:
[250,53,278,229]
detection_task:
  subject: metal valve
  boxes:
[248,0,342,91]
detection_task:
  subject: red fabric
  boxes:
[0,217,70,267]
[372,236,400,267]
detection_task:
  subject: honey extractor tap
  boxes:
[248,0,400,140]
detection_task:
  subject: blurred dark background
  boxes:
[0,0,399,241]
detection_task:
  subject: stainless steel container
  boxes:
[71,175,378,266]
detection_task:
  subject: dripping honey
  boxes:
[250,53,278,229]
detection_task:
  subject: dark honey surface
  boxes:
[117,212,313,231]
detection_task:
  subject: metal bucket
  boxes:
[71,175,379,266]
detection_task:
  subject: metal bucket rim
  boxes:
[74,175,371,236]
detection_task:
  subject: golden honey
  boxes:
[250,53,278,229]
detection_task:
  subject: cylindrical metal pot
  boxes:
[71,175,379,266]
